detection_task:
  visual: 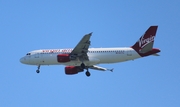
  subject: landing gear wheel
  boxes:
[36,70,40,73]
[81,63,85,69]
[36,65,41,73]
[85,71,91,77]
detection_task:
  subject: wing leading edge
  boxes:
[70,33,92,61]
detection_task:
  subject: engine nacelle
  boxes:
[65,66,83,75]
[57,54,70,62]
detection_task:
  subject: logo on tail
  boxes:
[139,34,155,48]
[132,26,160,56]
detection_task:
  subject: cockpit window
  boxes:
[26,53,31,55]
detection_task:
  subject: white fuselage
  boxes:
[20,47,141,66]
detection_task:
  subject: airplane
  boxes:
[20,26,161,77]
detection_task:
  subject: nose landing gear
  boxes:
[36,65,40,73]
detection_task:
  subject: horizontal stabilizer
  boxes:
[152,53,160,56]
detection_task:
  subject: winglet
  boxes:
[89,66,113,72]
[89,32,93,35]
[108,68,114,72]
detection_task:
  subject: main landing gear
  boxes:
[36,65,40,73]
[81,63,91,77]
[81,63,85,69]
[85,70,90,77]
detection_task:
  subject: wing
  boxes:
[89,65,113,72]
[70,33,92,61]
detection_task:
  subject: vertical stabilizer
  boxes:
[132,26,160,57]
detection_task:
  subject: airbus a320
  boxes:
[20,26,161,77]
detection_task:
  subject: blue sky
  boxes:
[0,0,180,107]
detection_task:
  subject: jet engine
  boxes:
[57,54,70,62]
[65,66,83,75]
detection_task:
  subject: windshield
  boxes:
[26,53,31,55]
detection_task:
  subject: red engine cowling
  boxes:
[65,66,83,75]
[57,54,70,62]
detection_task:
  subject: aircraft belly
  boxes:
[64,58,100,66]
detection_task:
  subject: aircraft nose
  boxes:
[20,57,28,64]
[20,57,25,63]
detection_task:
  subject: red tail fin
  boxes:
[132,26,160,56]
